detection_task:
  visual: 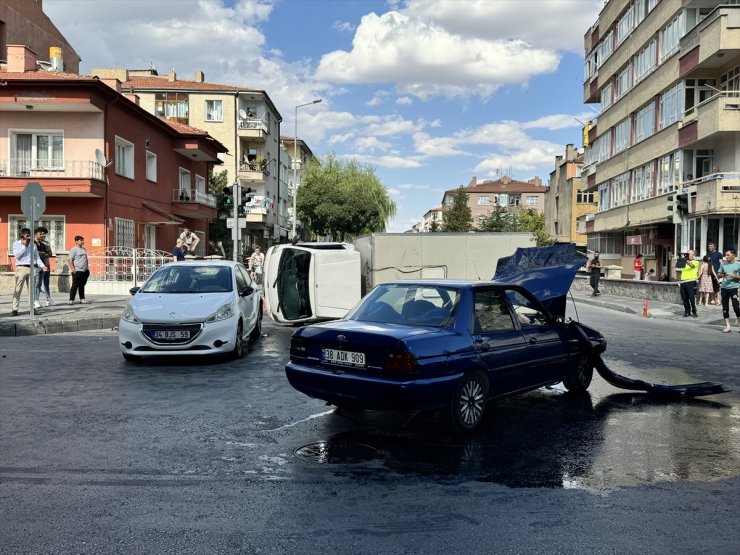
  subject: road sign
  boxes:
[226,217,247,229]
[21,182,46,219]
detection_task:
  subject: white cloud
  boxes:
[367,89,390,106]
[398,183,430,190]
[315,10,560,100]
[413,132,470,157]
[355,136,394,152]
[332,20,356,33]
[522,112,595,130]
[328,132,355,144]
[386,187,402,197]
[396,96,413,105]
[365,117,419,136]
[403,0,602,53]
[345,154,423,169]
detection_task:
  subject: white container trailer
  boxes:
[352,232,535,294]
[263,243,361,324]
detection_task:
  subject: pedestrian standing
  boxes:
[718,249,740,333]
[249,246,265,282]
[679,249,699,318]
[172,238,187,262]
[587,251,602,297]
[10,228,47,316]
[706,242,722,305]
[68,235,90,304]
[697,256,716,307]
[633,253,643,280]
[34,227,55,307]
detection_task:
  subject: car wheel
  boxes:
[122,353,140,363]
[231,321,244,359]
[450,371,489,433]
[249,313,262,341]
[562,353,594,393]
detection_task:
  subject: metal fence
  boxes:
[87,247,172,285]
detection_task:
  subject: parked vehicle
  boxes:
[263,242,361,324]
[285,279,605,432]
[118,260,262,361]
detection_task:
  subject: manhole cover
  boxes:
[294,441,381,464]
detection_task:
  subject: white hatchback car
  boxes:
[118,260,262,362]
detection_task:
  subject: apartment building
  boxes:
[583,0,740,278]
[418,206,444,232]
[545,144,596,247]
[93,67,290,248]
[1,46,225,267]
[279,135,315,239]
[442,176,546,227]
[0,0,80,73]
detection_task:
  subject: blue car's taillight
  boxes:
[384,350,417,372]
[290,340,308,358]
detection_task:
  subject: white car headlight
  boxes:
[121,303,141,323]
[206,303,234,323]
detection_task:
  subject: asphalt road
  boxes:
[1,303,738,554]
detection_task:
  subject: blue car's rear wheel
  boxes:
[450,371,489,433]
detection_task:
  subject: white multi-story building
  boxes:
[582,0,740,279]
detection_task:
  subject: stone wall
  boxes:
[573,273,682,304]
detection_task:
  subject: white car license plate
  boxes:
[153,330,190,340]
[321,348,366,368]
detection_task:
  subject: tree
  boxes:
[297,153,396,241]
[476,206,553,246]
[441,187,472,232]
[429,220,440,233]
[475,205,514,232]
[514,207,554,246]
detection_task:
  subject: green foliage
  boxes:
[208,170,230,254]
[297,153,397,241]
[429,220,440,233]
[476,206,553,246]
[441,187,472,232]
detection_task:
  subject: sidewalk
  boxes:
[0,288,727,337]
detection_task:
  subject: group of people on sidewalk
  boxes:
[587,242,740,333]
[10,228,89,316]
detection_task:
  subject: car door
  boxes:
[471,288,531,396]
[235,264,258,330]
[503,287,569,387]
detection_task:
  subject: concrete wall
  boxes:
[572,273,683,304]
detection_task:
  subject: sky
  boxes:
[44,0,604,232]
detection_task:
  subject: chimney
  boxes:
[468,176,477,188]
[101,78,122,93]
[92,68,129,82]
[195,70,205,83]
[7,45,38,73]
[168,69,177,82]
[528,176,543,187]
[501,176,512,184]
[125,93,140,106]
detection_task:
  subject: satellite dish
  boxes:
[239,109,247,119]
[95,149,108,167]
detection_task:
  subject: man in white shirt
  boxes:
[11,228,47,316]
[179,227,200,255]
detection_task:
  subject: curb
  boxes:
[0,315,120,337]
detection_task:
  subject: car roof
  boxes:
[173,260,239,267]
[377,279,520,289]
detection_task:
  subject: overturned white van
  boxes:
[263,243,361,324]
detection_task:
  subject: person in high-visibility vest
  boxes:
[679,249,699,317]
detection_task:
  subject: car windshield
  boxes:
[140,265,233,294]
[347,283,460,327]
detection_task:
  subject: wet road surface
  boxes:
[1,302,738,553]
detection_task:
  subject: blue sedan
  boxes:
[286,280,606,432]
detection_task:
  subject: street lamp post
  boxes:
[292,99,322,240]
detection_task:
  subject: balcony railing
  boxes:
[237,118,268,133]
[239,160,270,176]
[0,159,104,180]
[172,188,217,208]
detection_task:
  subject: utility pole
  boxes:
[232,180,240,261]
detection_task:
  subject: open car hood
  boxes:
[493,244,586,319]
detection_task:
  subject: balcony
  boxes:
[679,92,740,147]
[237,117,268,139]
[0,159,104,180]
[680,6,740,76]
[692,172,740,217]
[171,188,218,219]
[238,160,269,182]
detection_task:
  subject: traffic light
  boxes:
[222,186,234,207]
[666,194,677,223]
[676,192,689,214]
[237,188,253,216]
[667,192,689,224]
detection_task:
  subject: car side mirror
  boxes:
[129,287,140,295]
[240,285,255,297]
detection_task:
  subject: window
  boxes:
[577,189,595,204]
[611,172,629,208]
[155,92,189,125]
[614,118,631,154]
[508,195,520,206]
[720,65,740,97]
[179,168,191,198]
[631,162,654,202]
[658,151,681,195]
[195,174,206,194]
[660,82,683,129]
[146,151,157,182]
[115,217,135,248]
[635,39,657,83]
[473,290,514,332]
[504,289,550,329]
[8,215,65,253]
[616,64,632,100]
[598,182,610,212]
[526,196,539,205]
[205,100,223,122]
[660,13,685,62]
[115,136,134,179]
[592,133,612,164]
[10,131,64,173]
[477,196,490,205]
[601,82,613,110]
[634,101,655,143]
[616,7,634,46]
[588,232,622,255]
